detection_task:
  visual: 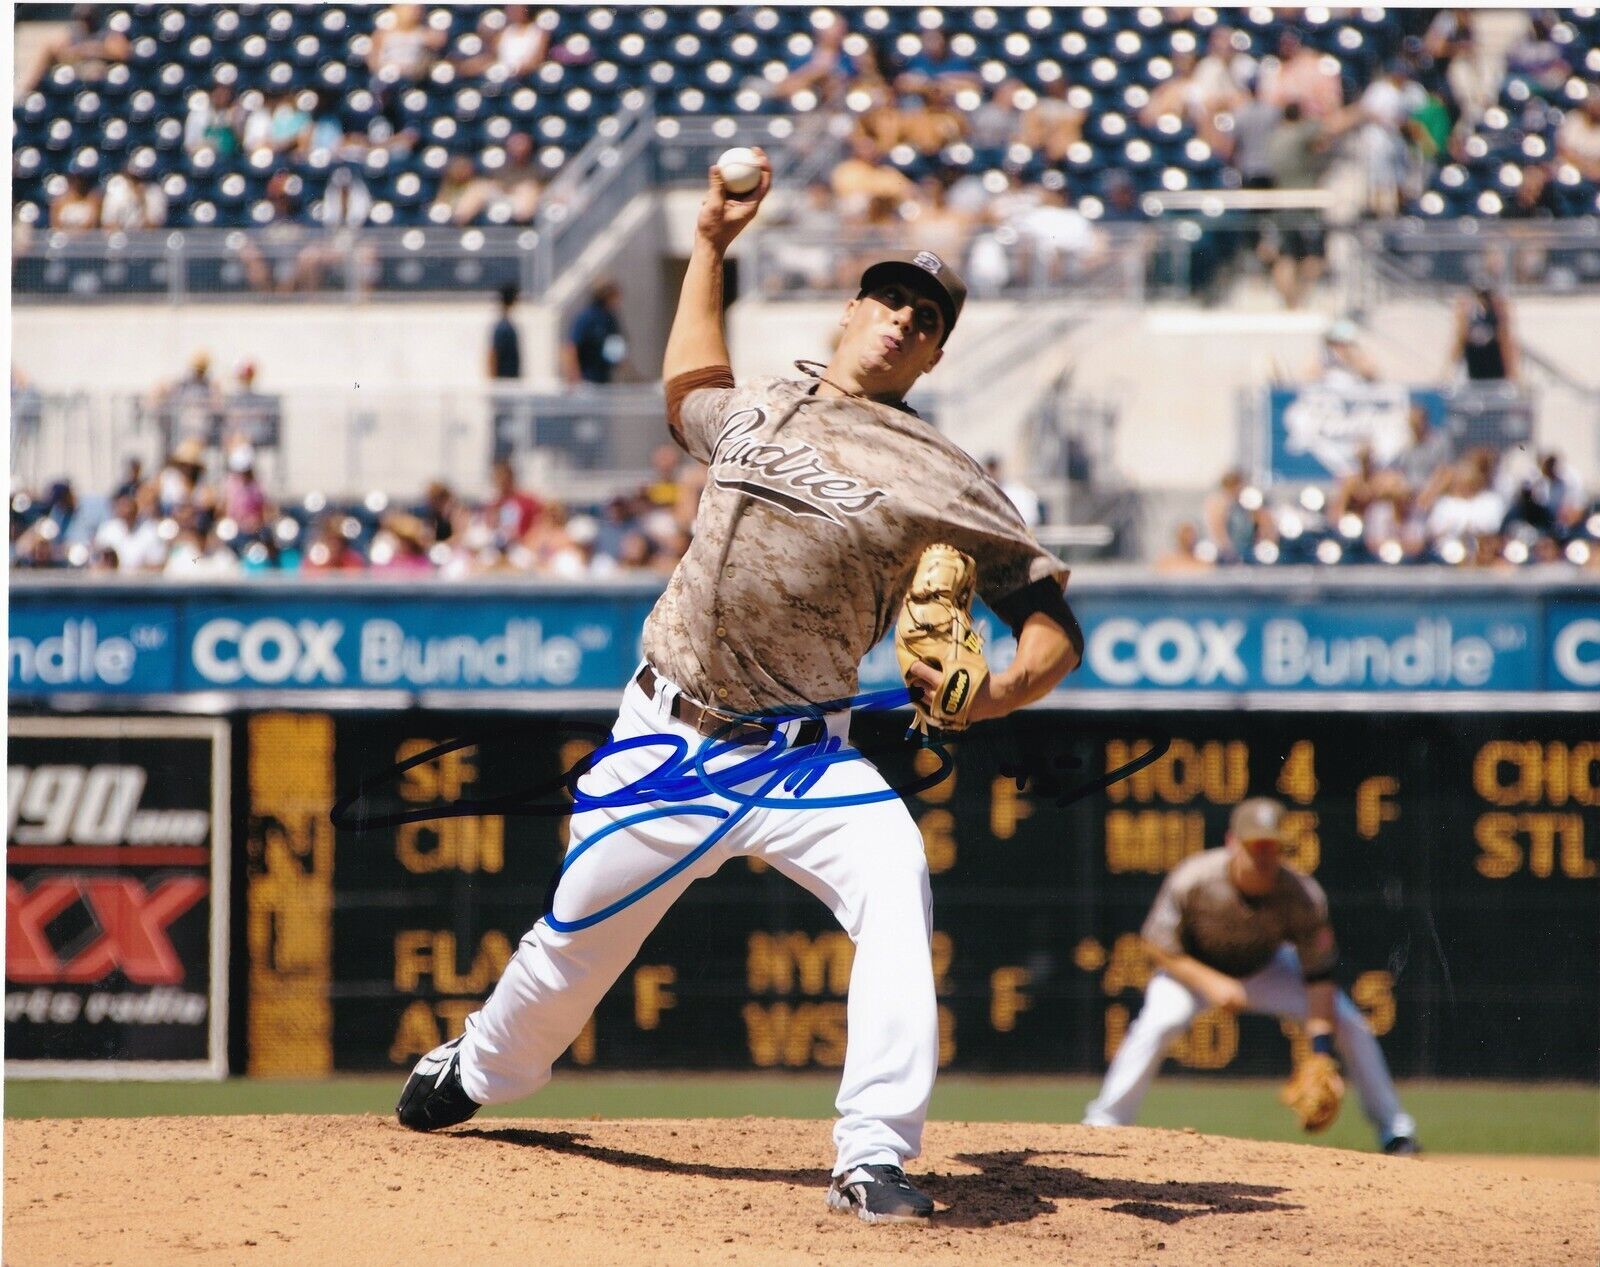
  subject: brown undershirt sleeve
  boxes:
[664,365,737,442]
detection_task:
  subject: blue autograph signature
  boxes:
[329,687,1169,932]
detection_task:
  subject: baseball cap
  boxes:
[1229,797,1286,842]
[858,250,966,346]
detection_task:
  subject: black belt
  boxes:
[635,664,826,747]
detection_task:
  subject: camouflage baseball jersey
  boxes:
[1141,848,1339,980]
[645,372,1068,713]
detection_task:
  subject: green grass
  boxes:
[6,1074,1597,1156]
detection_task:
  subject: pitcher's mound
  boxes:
[6,1116,1595,1266]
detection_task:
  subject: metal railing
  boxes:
[8,381,675,500]
[649,109,844,189]
[529,92,657,292]
[1367,218,1600,296]
[746,222,1156,302]
[12,223,546,302]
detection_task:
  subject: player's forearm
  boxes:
[977,612,1078,719]
[1305,980,1335,1036]
[663,239,731,381]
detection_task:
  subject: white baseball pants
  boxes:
[1083,945,1417,1147]
[454,670,939,1173]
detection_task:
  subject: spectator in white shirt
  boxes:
[1426,463,1508,539]
[1191,27,1251,118]
[98,485,169,571]
[99,169,166,229]
[1357,62,1426,215]
[1012,187,1102,278]
[368,4,443,84]
[164,526,241,577]
[493,5,549,77]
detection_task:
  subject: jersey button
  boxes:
[717,688,729,699]
[715,626,727,638]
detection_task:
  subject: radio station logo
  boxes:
[7,761,213,988]
[6,727,221,1068]
[6,875,208,986]
[8,763,209,847]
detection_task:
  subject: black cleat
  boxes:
[826,1164,935,1224]
[1383,1135,1422,1156]
[396,1037,481,1132]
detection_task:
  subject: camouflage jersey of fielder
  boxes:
[1083,847,1417,1146]
[1141,848,1338,980]
[439,365,1075,1183]
[648,368,1069,712]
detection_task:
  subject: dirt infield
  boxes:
[6,1116,1596,1266]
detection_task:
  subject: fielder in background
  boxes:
[1082,797,1421,1154]
[397,145,1085,1225]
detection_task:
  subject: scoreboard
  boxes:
[243,708,1599,1081]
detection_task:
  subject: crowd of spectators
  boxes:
[1157,292,1593,570]
[16,8,1600,307]
[1162,424,1595,572]
[10,438,702,580]
[21,3,555,248]
[752,8,1600,304]
[24,8,1599,245]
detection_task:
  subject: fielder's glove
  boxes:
[895,543,989,737]
[1280,1051,1345,1133]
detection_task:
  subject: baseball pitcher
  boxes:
[1082,797,1420,1154]
[397,148,1085,1223]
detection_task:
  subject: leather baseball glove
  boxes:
[895,544,989,736]
[1280,1051,1345,1133]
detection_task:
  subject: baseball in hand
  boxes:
[715,147,762,196]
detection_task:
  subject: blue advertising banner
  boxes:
[7,578,1595,698]
[176,596,653,692]
[6,602,179,693]
[1264,385,1445,483]
[859,596,1542,693]
[1068,597,1540,692]
[1547,599,1600,690]
[1262,384,1533,483]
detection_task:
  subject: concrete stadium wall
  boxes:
[14,282,1598,504]
[1067,295,1600,493]
[11,194,672,498]
[13,300,563,393]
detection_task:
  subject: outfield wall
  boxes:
[7,574,1597,1083]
